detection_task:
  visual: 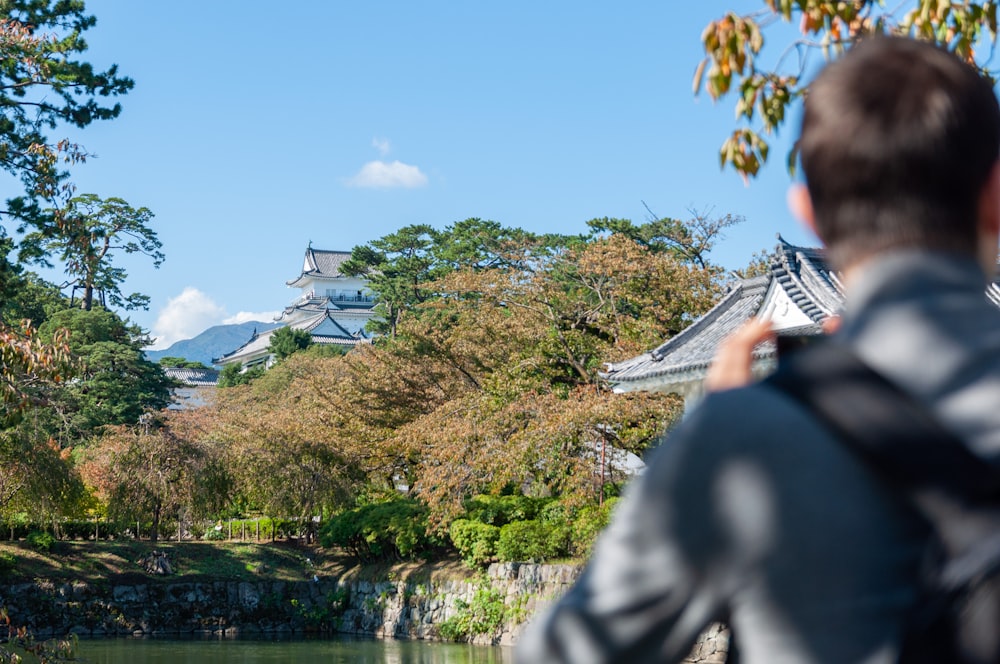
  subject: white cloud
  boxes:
[149,287,225,350]
[223,310,281,325]
[148,292,279,351]
[372,137,391,156]
[345,160,428,189]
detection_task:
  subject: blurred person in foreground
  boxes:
[515,35,1000,664]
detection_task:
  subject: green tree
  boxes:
[268,325,312,361]
[431,217,539,272]
[0,7,133,656]
[0,271,66,327]
[85,412,230,544]
[342,219,555,337]
[341,224,440,337]
[695,1,998,179]
[0,282,79,531]
[0,1,133,222]
[217,362,264,388]
[157,357,210,369]
[22,194,163,311]
[0,1,134,463]
[587,209,743,269]
[37,307,173,440]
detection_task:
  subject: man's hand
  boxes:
[705,318,775,393]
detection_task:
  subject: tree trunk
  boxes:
[150,501,161,544]
[81,283,94,311]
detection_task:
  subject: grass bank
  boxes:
[0,540,473,586]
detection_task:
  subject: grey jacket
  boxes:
[515,251,1000,664]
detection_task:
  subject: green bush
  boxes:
[438,584,508,641]
[58,520,93,540]
[569,497,619,558]
[26,530,56,552]
[320,498,436,563]
[0,551,16,574]
[449,519,500,567]
[2,513,31,540]
[204,525,226,541]
[496,520,566,563]
[463,494,548,526]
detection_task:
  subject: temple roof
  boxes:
[164,367,220,387]
[603,239,842,393]
[212,310,371,365]
[286,248,353,287]
[276,293,375,322]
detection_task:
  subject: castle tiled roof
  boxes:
[276,293,375,322]
[212,328,274,365]
[286,248,353,287]
[603,239,842,393]
[212,311,371,365]
[164,367,220,387]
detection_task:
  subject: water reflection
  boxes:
[78,635,513,664]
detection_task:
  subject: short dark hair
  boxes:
[799,36,1000,269]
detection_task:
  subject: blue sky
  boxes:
[34,1,819,349]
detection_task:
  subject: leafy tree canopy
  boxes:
[587,208,743,268]
[157,357,210,369]
[36,307,173,440]
[80,411,230,543]
[268,325,312,361]
[0,319,71,427]
[0,1,139,448]
[21,194,163,311]
[217,362,264,388]
[0,270,66,327]
[0,1,133,222]
[695,1,999,179]
[340,224,441,337]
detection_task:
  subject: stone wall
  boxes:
[0,563,727,660]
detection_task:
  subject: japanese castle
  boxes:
[213,247,375,370]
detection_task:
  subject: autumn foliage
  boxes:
[696,1,1000,179]
[173,221,723,544]
[6,208,733,563]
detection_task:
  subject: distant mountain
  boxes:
[145,321,281,367]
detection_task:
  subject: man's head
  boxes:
[796,36,1000,272]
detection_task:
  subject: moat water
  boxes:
[76,635,513,663]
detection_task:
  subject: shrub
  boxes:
[0,551,16,574]
[438,584,508,642]
[185,522,207,540]
[203,525,226,541]
[463,494,548,526]
[320,498,436,563]
[449,519,501,567]
[496,520,566,563]
[569,497,619,558]
[274,519,298,539]
[26,530,56,552]
[59,520,97,540]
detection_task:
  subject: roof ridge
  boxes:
[646,277,764,362]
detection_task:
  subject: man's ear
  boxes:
[787,184,820,241]
[977,162,1000,275]
[979,163,1000,236]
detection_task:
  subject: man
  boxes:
[515,36,1000,663]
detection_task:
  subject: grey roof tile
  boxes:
[164,367,220,386]
[213,310,372,364]
[603,238,840,388]
[287,248,353,285]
